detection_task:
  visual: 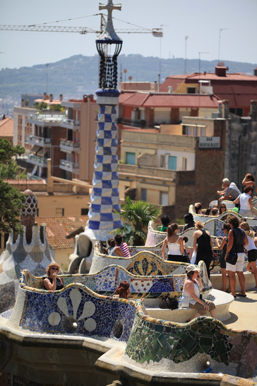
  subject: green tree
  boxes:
[0,158,27,179]
[113,197,161,246]
[0,139,27,233]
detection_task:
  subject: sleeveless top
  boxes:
[230,228,245,253]
[246,235,257,252]
[44,277,64,291]
[197,230,212,254]
[108,246,116,256]
[239,193,251,210]
[167,236,182,255]
[182,280,200,307]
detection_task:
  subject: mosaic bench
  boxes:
[124,299,257,380]
[20,262,212,299]
[10,279,136,342]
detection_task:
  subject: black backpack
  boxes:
[159,295,178,310]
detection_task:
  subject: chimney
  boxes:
[254,68,257,76]
[168,86,173,94]
[49,94,53,102]
[43,92,47,100]
[250,100,257,122]
[59,94,63,102]
[21,99,24,107]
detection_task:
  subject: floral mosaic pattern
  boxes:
[20,285,135,342]
[125,300,257,379]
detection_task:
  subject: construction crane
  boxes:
[0,14,163,37]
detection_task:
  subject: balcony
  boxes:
[60,118,80,131]
[26,134,51,146]
[60,139,80,153]
[27,113,64,127]
[59,159,79,174]
[27,154,48,167]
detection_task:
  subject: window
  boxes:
[193,126,198,136]
[182,158,187,171]
[200,127,206,137]
[187,87,196,94]
[160,192,169,206]
[81,208,89,215]
[141,188,147,201]
[56,208,64,216]
[126,152,136,165]
[168,156,177,170]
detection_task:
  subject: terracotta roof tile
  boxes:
[120,92,220,108]
[0,118,13,137]
[36,216,88,250]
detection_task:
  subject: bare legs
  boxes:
[237,271,246,295]
[221,268,230,292]
[247,261,257,287]
[228,271,236,297]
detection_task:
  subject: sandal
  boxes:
[236,293,247,297]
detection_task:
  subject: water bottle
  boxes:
[178,296,183,309]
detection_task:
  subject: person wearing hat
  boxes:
[217,178,241,203]
[182,264,216,321]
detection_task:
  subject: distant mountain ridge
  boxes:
[1,54,257,100]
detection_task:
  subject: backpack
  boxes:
[159,296,178,310]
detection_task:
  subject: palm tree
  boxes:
[113,197,161,246]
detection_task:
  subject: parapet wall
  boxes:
[125,300,257,379]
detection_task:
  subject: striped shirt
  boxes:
[120,242,131,258]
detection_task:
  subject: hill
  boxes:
[0,54,257,102]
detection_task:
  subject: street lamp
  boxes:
[218,28,228,62]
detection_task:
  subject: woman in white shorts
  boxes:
[225,216,248,298]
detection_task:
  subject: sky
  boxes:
[0,0,257,70]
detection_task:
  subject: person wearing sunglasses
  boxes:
[44,263,64,291]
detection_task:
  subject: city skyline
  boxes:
[0,0,257,70]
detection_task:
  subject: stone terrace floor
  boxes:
[224,288,257,331]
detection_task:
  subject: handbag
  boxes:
[191,250,197,264]
[159,296,178,310]
[226,252,238,265]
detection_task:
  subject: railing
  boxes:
[61,118,80,126]
[60,139,80,148]
[27,154,48,166]
[60,159,79,170]
[26,134,51,145]
[27,114,64,122]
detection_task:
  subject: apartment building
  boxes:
[13,94,98,181]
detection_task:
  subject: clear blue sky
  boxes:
[0,0,257,70]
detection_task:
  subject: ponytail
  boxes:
[167,223,179,237]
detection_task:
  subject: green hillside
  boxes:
[0,54,256,100]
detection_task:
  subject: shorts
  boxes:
[226,252,245,272]
[189,299,216,315]
[248,249,257,262]
[167,255,188,263]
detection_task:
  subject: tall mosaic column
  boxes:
[87,89,123,234]
[86,0,123,239]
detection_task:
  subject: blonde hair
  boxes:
[195,221,204,229]
[240,221,255,238]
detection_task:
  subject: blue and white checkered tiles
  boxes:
[88,99,122,231]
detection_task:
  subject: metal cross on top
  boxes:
[99,0,122,21]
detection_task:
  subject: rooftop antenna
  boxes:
[218,28,228,62]
[185,36,189,74]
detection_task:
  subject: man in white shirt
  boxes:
[217,178,241,202]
